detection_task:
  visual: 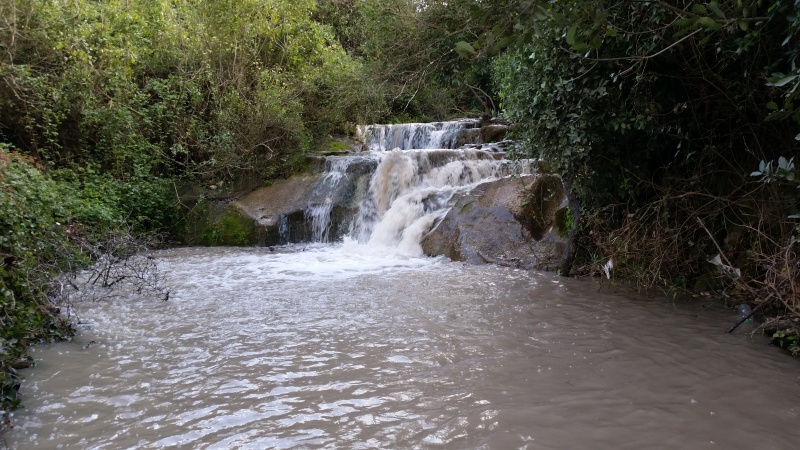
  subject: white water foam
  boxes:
[165,243,446,284]
[299,122,533,252]
[357,119,479,151]
[349,149,505,253]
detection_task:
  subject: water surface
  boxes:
[6,245,800,449]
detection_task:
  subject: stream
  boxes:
[5,119,800,448]
[5,244,800,449]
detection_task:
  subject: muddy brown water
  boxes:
[5,246,800,449]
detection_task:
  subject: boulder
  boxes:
[234,174,322,229]
[223,156,378,245]
[421,175,570,270]
[480,124,507,143]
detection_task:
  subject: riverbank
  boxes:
[0,149,172,428]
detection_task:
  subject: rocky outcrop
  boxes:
[199,156,379,246]
[480,124,507,143]
[421,175,570,270]
[234,174,321,229]
[454,123,509,149]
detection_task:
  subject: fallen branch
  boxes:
[727,297,770,334]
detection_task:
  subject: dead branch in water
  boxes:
[48,226,170,312]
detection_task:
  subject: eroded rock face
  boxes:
[421,175,569,270]
[229,156,378,245]
[234,174,322,229]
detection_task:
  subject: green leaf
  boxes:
[454,41,476,57]
[691,4,708,15]
[708,2,726,19]
[566,25,578,46]
[737,20,749,31]
[696,16,723,31]
[767,74,799,87]
[767,101,779,110]
[491,36,513,53]
[605,27,618,37]
[532,5,550,21]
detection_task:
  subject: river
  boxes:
[5,243,800,449]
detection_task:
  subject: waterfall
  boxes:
[350,149,502,253]
[356,119,480,151]
[305,203,334,243]
[289,120,524,251]
[278,215,290,244]
[301,155,373,243]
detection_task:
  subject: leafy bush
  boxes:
[492,1,799,289]
[0,144,178,417]
[1,147,75,413]
[0,0,383,187]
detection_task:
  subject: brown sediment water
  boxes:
[5,245,800,449]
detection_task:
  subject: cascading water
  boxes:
[304,202,334,243]
[350,149,504,254]
[277,215,290,244]
[356,119,479,151]
[301,157,357,243]
[299,119,522,253]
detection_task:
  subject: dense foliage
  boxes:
[337,0,799,342]
[1,149,75,412]
[351,0,797,306]
[314,0,499,121]
[488,1,799,331]
[0,0,383,183]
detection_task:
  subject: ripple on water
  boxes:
[6,246,800,449]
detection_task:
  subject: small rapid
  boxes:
[356,119,478,151]
[293,119,526,251]
[350,149,507,253]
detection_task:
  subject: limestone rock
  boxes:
[235,174,322,228]
[226,156,378,245]
[422,175,569,270]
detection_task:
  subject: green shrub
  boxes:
[1,146,75,412]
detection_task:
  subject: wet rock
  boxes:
[184,204,261,246]
[235,174,322,229]
[507,174,566,240]
[217,157,379,246]
[455,128,483,147]
[480,124,507,143]
[9,359,31,370]
[422,175,570,270]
